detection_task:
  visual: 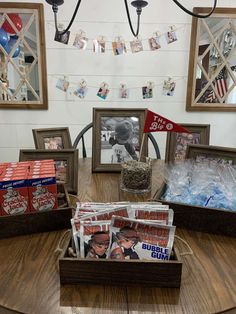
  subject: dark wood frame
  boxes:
[186,7,236,112]
[92,108,148,172]
[186,144,236,164]
[32,127,72,149]
[59,237,182,287]
[0,2,48,109]
[19,149,78,194]
[165,124,210,163]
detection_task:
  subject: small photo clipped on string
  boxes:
[142,82,153,99]
[162,78,176,96]
[73,30,88,50]
[93,36,106,53]
[97,82,109,100]
[54,24,70,45]
[165,26,177,44]
[130,38,143,53]
[112,37,127,56]
[149,32,161,51]
[119,83,129,99]
[56,77,69,92]
[74,79,88,99]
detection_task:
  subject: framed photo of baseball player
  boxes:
[92,108,148,172]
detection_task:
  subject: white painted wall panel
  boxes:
[0,0,235,162]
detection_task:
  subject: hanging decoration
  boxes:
[97,82,109,99]
[54,24,70,45]
[53,76,186,100]
[74,79,88,98]
[130,37,143,53]
[50,21,183,53]
[112,36,127,56]
[142,81,154,99]
[162,77,176,96]
[165,25,178,44]
[119,83,129,98]
[93,36,106,53]
[73,29,88,50]
[148,31,161,51]
[56,76,70,92]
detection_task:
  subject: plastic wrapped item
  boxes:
[162,160,236,211]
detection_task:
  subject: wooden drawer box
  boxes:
[154,183,236,237]
[59,238,182,288]
[0,183,73,239]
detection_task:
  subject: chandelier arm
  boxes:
[124,0,140,37]
[55,0,83,35]
[172,0,217,18]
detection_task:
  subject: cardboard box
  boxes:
[28,174,58,212]
[59,237,182,287]
[0,172,30,216]
[154,183,236,237]
[0,183,73,239]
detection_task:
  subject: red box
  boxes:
[0,173,30,216]
[28,173,58,212]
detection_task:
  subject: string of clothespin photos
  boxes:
[55,77,180,100]
[53,24,180,54]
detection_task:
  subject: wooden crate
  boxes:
[154,183,236,237]
[59,237,182,287]
[0,183,73,239]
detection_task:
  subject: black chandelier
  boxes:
[46,0,218,38]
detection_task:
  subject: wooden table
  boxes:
[0,159,236,314]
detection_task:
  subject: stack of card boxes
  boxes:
[0,162,31,216]
[28,160,58,212]
[0,160,58,216]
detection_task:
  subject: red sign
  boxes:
[143,110,190,133]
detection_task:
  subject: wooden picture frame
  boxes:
[186,144,236,165]
[165,124,210,163]
[0,3,48,109]
[32,127,72,149]
[186,7,236,112]
[19,149,78,194]
[92,108,148,172]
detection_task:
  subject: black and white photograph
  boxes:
[54,30,70,45]
[92,108,147,172]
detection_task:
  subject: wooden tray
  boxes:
[0,183,73,239]
[59,237,182,287]
[153,183,236,237]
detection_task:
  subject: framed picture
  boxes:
[92,108,148,172]
[19,149,78,194]
[0,3,48,109]
[32,127,72,150]
[165,124,210,163]
[186,144,236,165]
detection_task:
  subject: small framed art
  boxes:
[19,149,78,194]
[165,124,210,163]
[186,144,236,165]
[92,108,148,172]
[32,127,72,150]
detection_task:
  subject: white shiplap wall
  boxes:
[0,0,235,161]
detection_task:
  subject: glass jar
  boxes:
[120,159,152,194]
